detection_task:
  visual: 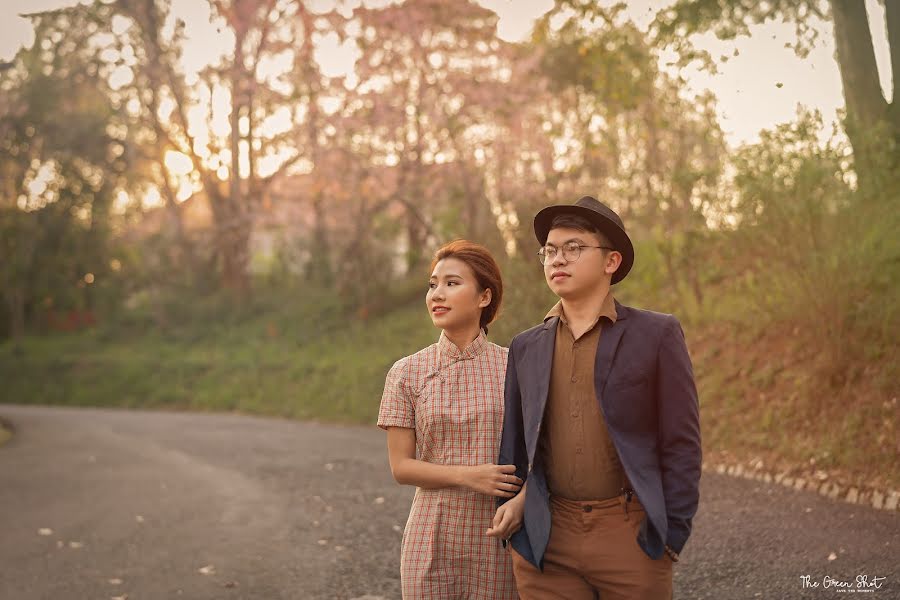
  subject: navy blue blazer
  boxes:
[498,300,701,569]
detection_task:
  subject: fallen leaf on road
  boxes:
[392,525,402,532]
[198,565,216,575]
[324,463,334,471]
[224,581,238,588]
[108,578,123,585]
[334,545,345,552]
[135,515,145,523]
[828,552,837,561]
[68,541,84,549]
[317,539,328,546]
[111,595,128,600]
[38,528,53,536]
[374,497,385,504]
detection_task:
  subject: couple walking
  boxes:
[377,196,702,599]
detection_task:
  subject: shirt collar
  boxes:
[438,329,488,360]
[543,291,618,327]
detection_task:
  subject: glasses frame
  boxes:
[537,242,615,265]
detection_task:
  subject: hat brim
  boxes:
[533,204,634,285]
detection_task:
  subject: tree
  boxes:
[0,3,128,344]
[652,0,899,193]
[118,0,335,293]
[352,0,516,272]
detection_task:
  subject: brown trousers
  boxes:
[511,494,673,600]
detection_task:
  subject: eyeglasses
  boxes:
[537,241,615,265]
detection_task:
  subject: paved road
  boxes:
[0,405,897,600]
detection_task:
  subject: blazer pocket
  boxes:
[609,374,649,392]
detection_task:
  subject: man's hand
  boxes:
[486,487,525,539]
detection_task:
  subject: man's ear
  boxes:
[479,287,492,308]
[605,251,623,276]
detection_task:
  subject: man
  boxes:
[486,196,701,599]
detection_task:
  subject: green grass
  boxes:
[0,295,436,424]
[1,273,896,489]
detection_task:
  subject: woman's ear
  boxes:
[479,287,492,309]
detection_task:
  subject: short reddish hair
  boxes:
[430,240,504,334]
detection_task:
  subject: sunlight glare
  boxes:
[164,150,193,176]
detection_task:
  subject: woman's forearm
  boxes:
[391,457,466,490]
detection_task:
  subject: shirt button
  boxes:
[571,376,577,383]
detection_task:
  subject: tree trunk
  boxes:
[829,0,895,188]
[5,287,26,352]
[308,193,332,286]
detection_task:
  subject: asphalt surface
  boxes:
[0,404,897,600]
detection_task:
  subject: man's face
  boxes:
[542,227,619,299]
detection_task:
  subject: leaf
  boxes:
[198,565,216,575]
[38,528,53,536]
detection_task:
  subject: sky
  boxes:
[0,0,893,149]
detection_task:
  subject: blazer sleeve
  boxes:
[656,316,702,553]
[498,338,528,506]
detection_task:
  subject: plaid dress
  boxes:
[378,331,518,599]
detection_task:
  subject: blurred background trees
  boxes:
[0,0,896,483]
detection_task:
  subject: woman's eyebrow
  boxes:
[429,273,464,280]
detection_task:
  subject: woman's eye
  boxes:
[428,283,436,289]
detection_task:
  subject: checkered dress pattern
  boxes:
[378,330,518,599]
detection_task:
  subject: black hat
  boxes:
[533,195,634,284]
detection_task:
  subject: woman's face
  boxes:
[426,257,491,331]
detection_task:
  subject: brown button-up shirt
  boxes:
[538,291,627,500]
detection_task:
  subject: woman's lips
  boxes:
[432,306,450,315]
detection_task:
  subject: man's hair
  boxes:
[549,214,613,248]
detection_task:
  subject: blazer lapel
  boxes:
[524,316,558,464]
[595,303,629,398]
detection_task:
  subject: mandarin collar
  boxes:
[438,329,488,360]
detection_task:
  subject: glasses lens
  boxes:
[562,242,581,262]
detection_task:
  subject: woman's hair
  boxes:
[430,240,504,334]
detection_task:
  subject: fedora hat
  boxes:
[533,195,634,284]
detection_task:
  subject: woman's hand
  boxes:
[462,463,523,497]
[486,487,525,539]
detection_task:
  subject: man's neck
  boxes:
[560,285,611,337]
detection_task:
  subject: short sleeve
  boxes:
[377,357,415,430]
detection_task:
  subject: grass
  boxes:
[1,272,897,490]
[0,296,437,424]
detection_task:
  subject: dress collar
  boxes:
[438,329,488,360]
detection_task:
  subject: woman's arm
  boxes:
[386,426,522,496]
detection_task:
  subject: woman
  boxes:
[378,240,521,599]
